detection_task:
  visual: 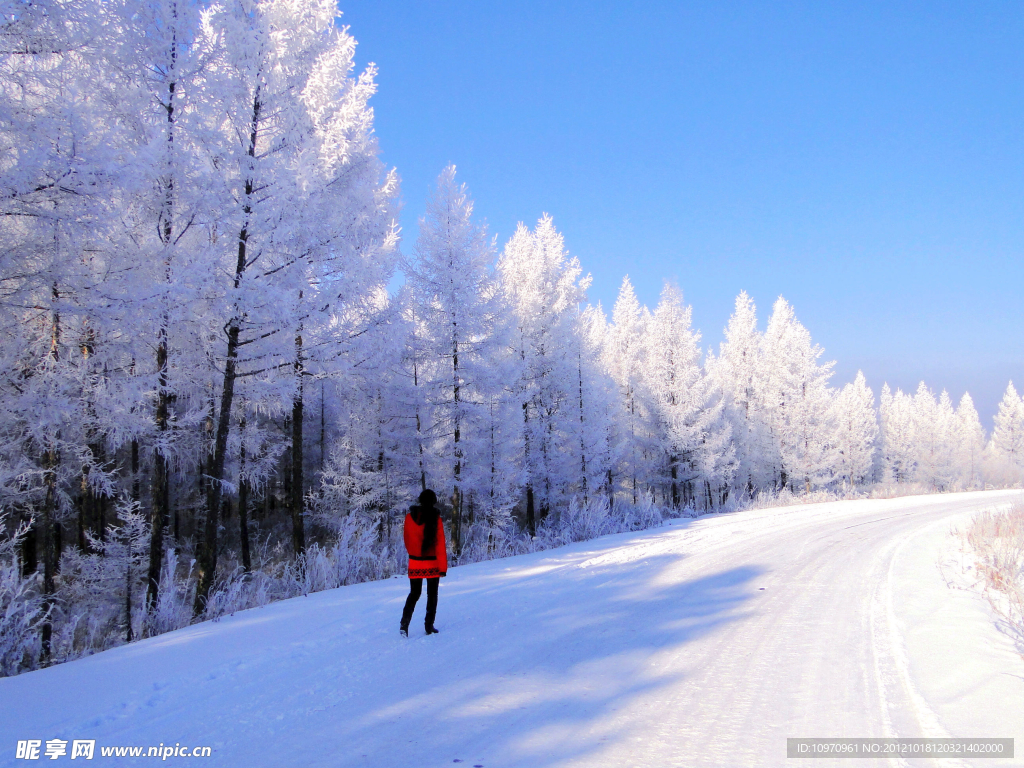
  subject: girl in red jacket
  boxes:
[400,489,447,637]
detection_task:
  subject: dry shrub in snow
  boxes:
[0,515,46,676]
[961,499,1024,654]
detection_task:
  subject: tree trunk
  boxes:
[194,324,238,615]
[541,418,552,520]
[451,333,462,557]
[414,359,426,490]
[147,339,169,611]
[147,58,176,613]
[629,389,637,505]
[131,438,139,504]
[125,564,134,643]
[21,519,37,578]
[290,335,305,557]
[578,348,588,504]
[525,484,535,538]
[194,87,261,616]
[238,417,251,572]
[489,397,497,513]
[76,492,87,553]
[319,381,325,474]
[523,401,534,536]
[79,330,106,551]
[39,443,57,661]
[39,289,60,661]
[451,484,462,556]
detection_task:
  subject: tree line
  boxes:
[1,0,1021,676]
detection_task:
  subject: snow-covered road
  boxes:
[2,491,1022,767]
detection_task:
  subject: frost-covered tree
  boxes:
[953,393,985,488]
[568,305,615,507]
[606,277,654,503]
[57,497,149,651]
[0,0,126,656]
[990,382,1024,484]
[193,0,398,610]
[832,371,878,490]
[404,166,504,555]
[759,298,836,492]
[316,293,412,538]
[498,215,590,534]
[911,384,956,490]
[879,385,915,484]
[98,0,222,614]
[711,291,770,495]
[645,284,733,508]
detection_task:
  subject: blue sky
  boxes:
[341,1,1023,425]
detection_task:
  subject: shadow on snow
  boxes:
[346,549,765,768]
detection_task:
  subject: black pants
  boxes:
[401,577,439,630]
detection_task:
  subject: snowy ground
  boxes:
[2,491,1022,768]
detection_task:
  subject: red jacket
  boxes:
[404,507,447,579]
